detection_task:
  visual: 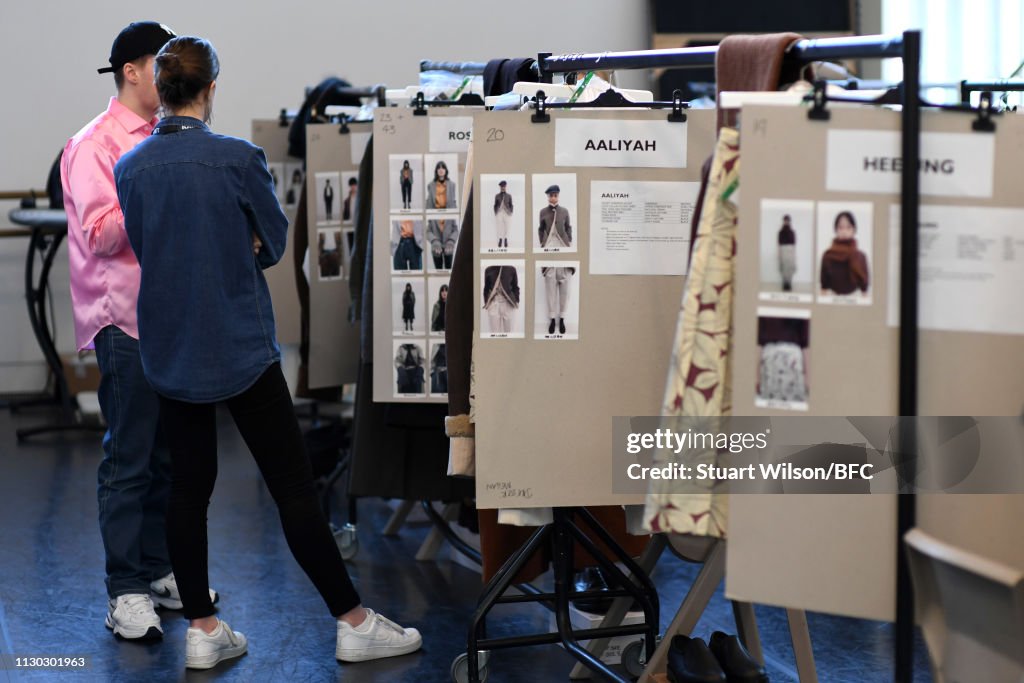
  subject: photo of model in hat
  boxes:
[479,173,525,254]
[532,173,577,253]
[62,19,204,644]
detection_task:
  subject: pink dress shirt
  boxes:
[62,97,157,350]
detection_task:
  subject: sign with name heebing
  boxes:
[555,118,687,169]
[826,130,994,198]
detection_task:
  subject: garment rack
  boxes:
[419,60,487,75]
[524,31,921,683]
[309,84,387,119]
[959,79,1024,105]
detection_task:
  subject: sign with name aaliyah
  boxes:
[826,130,994,198]
[555,118,687,169]
[429,116,474,153]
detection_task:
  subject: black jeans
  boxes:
[159,363,360,619]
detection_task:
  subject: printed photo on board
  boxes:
[390,217,425,273]
[533,261,580,340]
[480,173,525,254]
[425,216,459,273]
[393,339,427,398]
[341,171,359,225]
[427,276,449,337]
[316,228,343,281]
[532,174,578,254]
[392,278,425,336]
[758,199,815,303]
[429,340,448,397]
[816,201,874,306]
[424,153,459,212]
[755,307,811,412]
[314,172,341,226]
[284,162,303,207]
[480,260,525,339]
[390,155,423,212]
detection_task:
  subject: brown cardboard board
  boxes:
[471,108,716,509]
[250,119,301,346]
[372,109,471,403]
[727,104,1024,621]
[304,122,369,389]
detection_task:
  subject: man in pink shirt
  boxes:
[62,21,216,640]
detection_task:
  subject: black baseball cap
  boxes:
[97,21,176,74]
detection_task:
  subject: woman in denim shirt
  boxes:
[115,36,421,671]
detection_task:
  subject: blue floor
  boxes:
[0,404,932,682]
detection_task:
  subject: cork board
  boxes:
[471,108,717,509]
[250,119,300,346]
[726,104,1024,622]
[304,122,370,388]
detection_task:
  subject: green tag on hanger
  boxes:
[568,71,595,103]
[450,76,472,101]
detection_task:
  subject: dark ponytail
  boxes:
[155,36,220,111]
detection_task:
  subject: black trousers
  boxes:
[159,363,360,619]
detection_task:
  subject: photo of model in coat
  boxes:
[538,184,572,250]
[426,218,459,271]
[532,174,577,253]
[425,158,457,210]
[389,155,422,212]
[394,342,425,395]
[482,263,523,337]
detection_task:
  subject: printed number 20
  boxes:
[486,128,505,142]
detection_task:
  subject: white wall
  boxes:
[0,0,650,392]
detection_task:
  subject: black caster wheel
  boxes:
[450,650,490,683]
[621,639,646,678]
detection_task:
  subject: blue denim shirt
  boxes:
[114,116,288,402]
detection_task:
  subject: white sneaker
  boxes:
[150,573,219,611]
[105,594,162,640]
[336,609,423,662]
[185,620,247,670]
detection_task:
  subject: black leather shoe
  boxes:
[558,318,566,335]
[548,318,556,335]
[667,635,726,683]
[709,631,768,683]
[572,567,612,614]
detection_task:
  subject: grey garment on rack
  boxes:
[348,136,373,322]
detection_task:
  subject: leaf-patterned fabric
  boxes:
[643,128,739,538]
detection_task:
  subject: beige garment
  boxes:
[643,127,740,538]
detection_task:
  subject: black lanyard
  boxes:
[152,124,202,135]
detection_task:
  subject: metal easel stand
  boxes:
[632,535,817,683]
[538,29,924,683]
[454,507,659,683]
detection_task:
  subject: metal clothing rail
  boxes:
[536,31,922,683]
[419,60,487,75]
[538,33,907,76]
[959,79,1024,104]
[309,84,387,118]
